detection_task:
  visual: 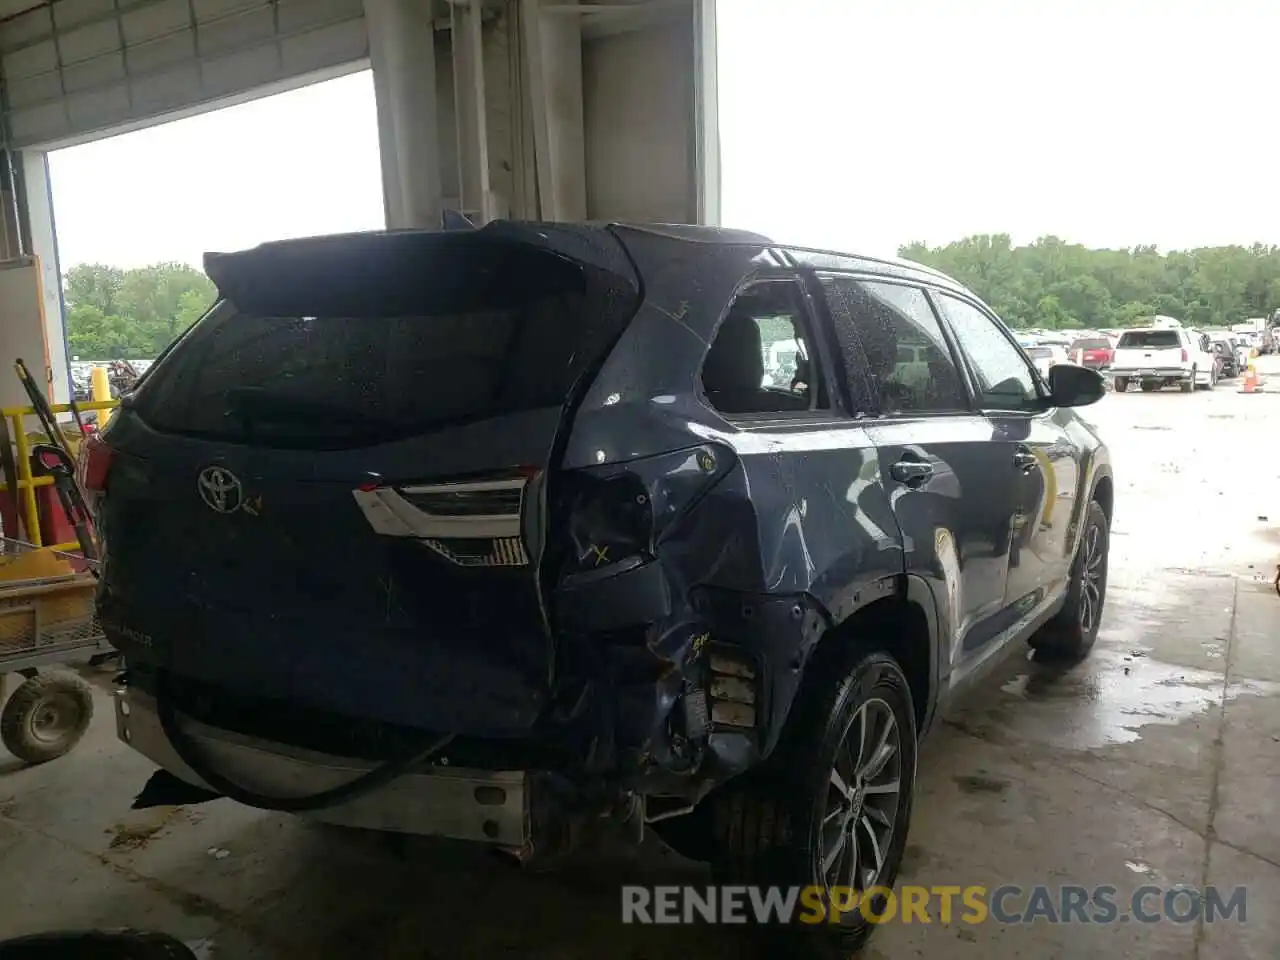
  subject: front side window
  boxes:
[936,294,1042,412]
[819,276,968,415]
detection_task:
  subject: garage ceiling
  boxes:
[0,0,370,148]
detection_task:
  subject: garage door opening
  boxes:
[44,68,383,392]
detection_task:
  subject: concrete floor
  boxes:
[2,359,1280,959]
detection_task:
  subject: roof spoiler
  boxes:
[202,223,640,318]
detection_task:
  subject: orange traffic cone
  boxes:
[1240,366,1260,393]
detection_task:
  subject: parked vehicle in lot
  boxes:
[1024,343,1068,379]
[1110,327,1217,392]
[89,223,1114,956]
[1231,322,1274,356]
[1068,336,1114,370]
[1226,334,1253,369]
[1208,336,1239,377]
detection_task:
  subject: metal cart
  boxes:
[0,539,110,765]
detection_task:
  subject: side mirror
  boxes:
[1047,362,1105,408]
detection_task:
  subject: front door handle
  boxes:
[1013,451,1039,473]
[891,460,934,487]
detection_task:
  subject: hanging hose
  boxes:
[153,669,454,813]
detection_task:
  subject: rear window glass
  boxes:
[1025,346,1052,359]
[1117,330,1180,349]
[1070,338,1110,350]
[133,254,638,447]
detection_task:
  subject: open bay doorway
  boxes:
[46,69,384,398]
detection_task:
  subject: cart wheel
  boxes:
[1,671,95,764]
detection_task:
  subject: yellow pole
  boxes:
[91,367,113,427]
[11,412,40,545]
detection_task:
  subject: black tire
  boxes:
[1,671,95,764]
[707,647,918,957]
[1031,500,1109,660]
[1113,377,1128,393]
[1181,369,1195,392]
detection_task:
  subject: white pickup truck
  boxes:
[1110,327,1217,393]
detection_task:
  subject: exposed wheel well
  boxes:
[1092,474,1114,526]
[819,596,932,730]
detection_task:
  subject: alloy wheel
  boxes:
[817,697,903,900]
[1079,522,1106,633]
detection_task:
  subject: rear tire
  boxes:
[1181,369,1195,392]
[1113,377,1128,393]
[1031,500,1109,661]
[1,671,94,764]
[706,647,918,957]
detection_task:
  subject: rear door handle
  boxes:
[891,460,933,487]
[1013,451,1039,473]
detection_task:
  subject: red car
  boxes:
[1069,337,1114,370]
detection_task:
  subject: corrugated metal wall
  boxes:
[0,0,368,147]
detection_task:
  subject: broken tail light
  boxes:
[78,431,114,509]
[559,443,736,579]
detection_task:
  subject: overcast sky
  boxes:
[48,69,384,270]
[48,0,1280,269]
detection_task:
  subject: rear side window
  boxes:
[1117,330,1180,349]
[133,254,637,447]
[701,278,827,416]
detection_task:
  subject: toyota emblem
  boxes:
[198,465,244,515]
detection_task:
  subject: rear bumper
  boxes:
[114,686,530,844]
[1109,367,1191,380]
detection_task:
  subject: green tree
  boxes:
[64,264,125,316]
[899,236,1280,330]
[63,262,217,359]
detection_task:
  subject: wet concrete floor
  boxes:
[2,359,1280,959]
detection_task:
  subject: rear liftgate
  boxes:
[115,227,649,845]
[124,465,554,845]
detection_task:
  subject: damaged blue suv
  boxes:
[92,221,1112,955]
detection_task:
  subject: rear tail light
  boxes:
[1181,348,1188,362]
[79,432,114,493]
[559,443,735,579]
[352,470,535,567]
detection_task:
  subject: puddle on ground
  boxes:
[992,647,1279,749]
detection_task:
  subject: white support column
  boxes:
[520,0,586,221]
[450,0,493,223]
[694,0,720,226]
[21,152,70,404]
[518,0,555,219]
[364,0,444,229]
